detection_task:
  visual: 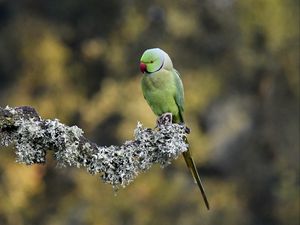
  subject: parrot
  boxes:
[139,48,210,210]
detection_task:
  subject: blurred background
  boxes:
[0,0,299,225]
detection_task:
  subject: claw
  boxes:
[157,113,173,126]
[185,126,191,134]
[178,122,191,134]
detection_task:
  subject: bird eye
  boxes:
[150,60,154,63]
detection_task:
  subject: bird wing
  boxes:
[173,69,185,122]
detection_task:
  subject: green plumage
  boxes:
[141,69,184,123]
[140,48,210,210]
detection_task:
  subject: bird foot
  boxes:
[156,113,173,126]
[156,113,190,133]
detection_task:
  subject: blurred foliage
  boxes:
[0,0,299,225]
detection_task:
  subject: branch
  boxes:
[0,106,188,188]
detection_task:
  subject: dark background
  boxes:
[0,0,299,225]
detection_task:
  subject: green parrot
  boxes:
[140,48,210,210]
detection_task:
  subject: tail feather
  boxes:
[170,113,209,209]
[183,148,210,210]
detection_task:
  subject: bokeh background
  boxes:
[0,0,299,225]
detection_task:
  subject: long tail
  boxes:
[182,143,210,210]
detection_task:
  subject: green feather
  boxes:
[173,69,185,123]
[141,69,181,123]
[140,48,210,210]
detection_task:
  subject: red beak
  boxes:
[140,62,147,73]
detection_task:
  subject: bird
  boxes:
[139,48,210,210]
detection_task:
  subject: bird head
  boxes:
[140,48,173,74]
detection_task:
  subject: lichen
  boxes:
[0,106,188,189]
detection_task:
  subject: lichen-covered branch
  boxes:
[0,106,188,188]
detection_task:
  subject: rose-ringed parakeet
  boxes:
[140,48,210,210]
